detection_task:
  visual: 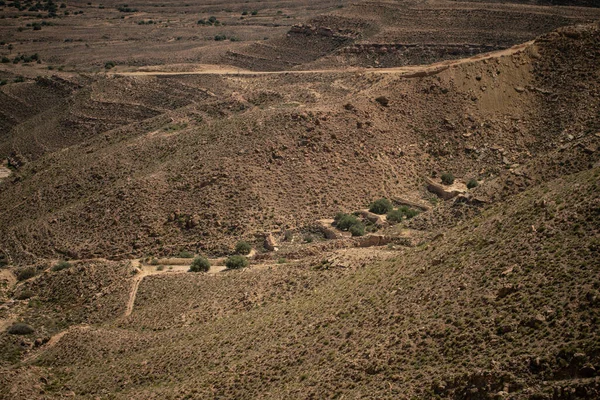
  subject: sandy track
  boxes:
[113,41,533,78]
[0,166,11,181]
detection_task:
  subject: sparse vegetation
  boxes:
[349,222,365,237]
[467,178,479,189]
[387,206,420,223]
[17,267,36,281]
[441,172,455,185]
[334,213,359,231]
[104,61,115,69]
[225,255,248,269]
[189,256,210,272]
[386,209,404,223]
[52,260,71,271]
[178,251,194,258]
[117,4,137,12]
[15,289,34,300]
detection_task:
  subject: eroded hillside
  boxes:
[0,2,599,399]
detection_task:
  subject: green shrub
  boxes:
[235,241,252,255]
[104,61,115,69]
[251,10,258,15]
[226,255,248,270]
[17,267,36,281]
[386,209,404,223]
[8,323,34,335]
[189,256,210,272]
[400,207,419,219]
[336,213,360,231]
[1,56,9,63]
[349,223,365,237]
[441,173,455,185]
[467,179,479,189]
[178,251,194,258]
[214,34,227,41]
[52,260,71,271]
[369,198,393,215]
[277,258,287,264]
[387,206,420,223]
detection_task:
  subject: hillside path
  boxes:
[113,41,533,77]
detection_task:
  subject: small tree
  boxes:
[336,214,360,231]
[189,256,210,272]
[441,173,455,185]
[369,198,393,215]
[226,255,248,270]
[235,241,252,255]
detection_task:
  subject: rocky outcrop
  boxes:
[263,233,278,252]
[426,178,467,200]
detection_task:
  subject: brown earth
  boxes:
[0,0,599,398]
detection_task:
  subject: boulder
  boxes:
[264,233,278,252]
[356,235,391,248]
[426,178,466,200]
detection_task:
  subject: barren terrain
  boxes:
[1,0,600,399]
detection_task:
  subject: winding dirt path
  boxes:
[124,269,147,317]
[113,41,533,78]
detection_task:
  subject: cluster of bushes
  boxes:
[386,206,420,223]
[137,19,155,25]
[241,10,258,16]
[5,0,59,16]
[334,213,365,237]
[214,34,237,41]
[26,21,54,30]
[198,16,221,26]
[188,241,252,273]
[11,53,39,63]
[117,4,137,12]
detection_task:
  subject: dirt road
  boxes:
[113,41,533,78]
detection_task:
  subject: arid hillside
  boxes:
[0,0,599,398]
[0,22,599,264]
